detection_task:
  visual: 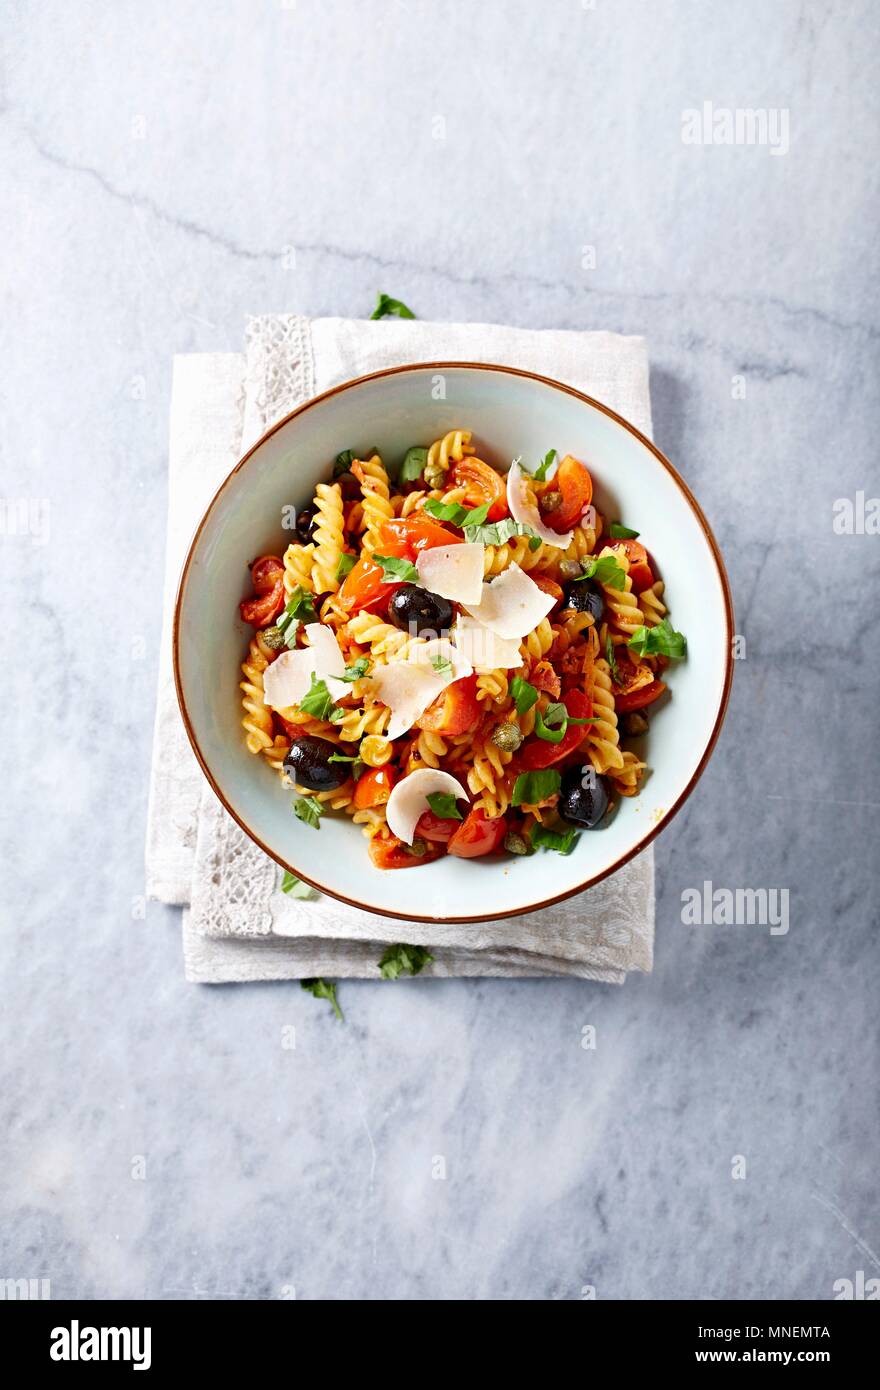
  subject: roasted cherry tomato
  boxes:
[450,456,508,523]
[540,455,593,533]
[240,555,285,626]
[415,809,461,843]
[607,538,655,593]
[416,673,480,736]
[368,835,445,870]
[337,555,398,614]
[377,515,462,557]
[614,679,667,712]
[353,765,397,810]
[447,807,508,858]
[519,688,593,770]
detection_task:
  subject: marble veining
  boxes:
[0,0,877,1300]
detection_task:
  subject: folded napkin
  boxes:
[146,315,655,983]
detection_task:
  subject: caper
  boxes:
[559,558,585,581]
[491,721,523,752]
[621,711,649,737]
[424,462,448,489]
[540,490,562,513]
[408,839,428,857]
[261,625,286,650]
[504,831,530,856]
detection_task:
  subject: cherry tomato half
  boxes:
[606,539,654,593]
[416,673,480,736]
[377,515,462,556]
[353,766,397,810]
[240,555,285,626]
[415,810,461,843]
[450,457,508,523]
[613,679,667,713]
[540,456,593,533]
[518,688,593,770]
[447,807,507,858]
[337,555,399,614]
[368,836,445,870]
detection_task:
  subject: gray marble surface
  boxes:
[1,0,878,1301]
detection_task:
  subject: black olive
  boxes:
[283,736,348,792]
[562,579,604,620]
[388,583,454,636]
[558,763,610,828]
[294,503,318,544]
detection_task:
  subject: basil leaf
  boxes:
[373,554,419,583]
[542,702,568,728]
[292,795,322,829]
[276,586,317,646]
[378,944,435,980]
[370,293,416,320]
[530,823,579,855]
[605,636,623,686]
[339,657,370,682]
[400,446,428,482]
[512,768,562,806]
[532,448,557,482]
[627,618,687,660]
[610,521,640,540]
[327,751,357,763]
[335,552,356,582]
[431,655,453,677]
[281,870,317,899]
[301,977,343,1020]
[423,497,490,528]
[426,791,464,821]
[463,517,543,547]
[300,673,339,722]
[333,448,356,476]
[574,555,627,590]
[534,707,567,743]
[510,676,538,714]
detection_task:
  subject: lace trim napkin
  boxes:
[147,316,656,983]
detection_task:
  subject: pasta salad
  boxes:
[238,430,686,870]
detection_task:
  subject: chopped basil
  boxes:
[338,656,370,682]
[292,795,322,829]
[423,496,490,528]
[276,586,317,646]
[400,446,429,482]
[333,448,356,476]
[512,768,562,806]
[532,448,557,482]
[378,943,435,979]
[301,977,343,1020]
[533,704,595,744]
[300,674,342,722]
[426,791,464,821]
[605,636,624,686]
[510,675,538,714]
[530,823,579,855]
[463,516,543,548]
[573,555,627,590]
[370,293,416,320]
[327,751,358,763]
[281,870,317,899]
[373,554,420,583]
[610,521,640,540]
[627,618,687,660]
[431,655,453,677]
[335,552,356,582]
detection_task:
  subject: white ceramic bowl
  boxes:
[174,363,733,922]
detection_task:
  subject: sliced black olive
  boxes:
[283,736,348,792]
[294,503,318,544]
[558,763,610,828]
[388,583,454,636]
[562,579,604,621]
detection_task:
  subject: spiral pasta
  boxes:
[597,546,643,637]
[405,730,448,773]
[424,429,473,488]
[308,483,345,594]
[638,580,667,628]
[476,669,509,704]
[334,703,391,742]
[353,454,393,554]
[283,541,315,596]
[240,632,278,755]
[586,656,625,774]
[482,534,550,576]
[466,732,513,817]
[520,617,554,663]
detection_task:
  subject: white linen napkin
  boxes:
[146,315,655,983]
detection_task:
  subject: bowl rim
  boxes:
[173,360,735,923]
